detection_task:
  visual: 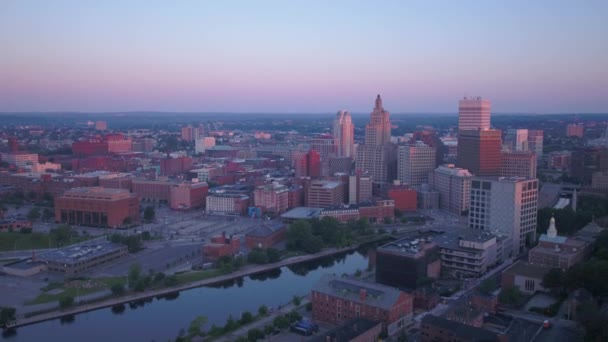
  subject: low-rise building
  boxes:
[312,274,413,336]
[202,233,240,260]
[434,228,498,278]
[528,217,592,270]
[309,318,382,342]
[55,187,140,228]
[206,193,249,216]
[306,180,344,208]
[254,183,289,214]
[501,260,550,294]
[244,221,286,249]
[420,315,501,342]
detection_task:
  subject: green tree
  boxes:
[292,295,301,306]
[188,315,208,338]
[247,248,269,264]
[541,268,564,291]
[111,283,125,296]
[258,305,268,316]
[59,296,74,309]
[266,248,281,263]
[263,324,275,337]
[51,225,73,246]
[273,315,289,330]
[0,307,16,326]
[42,208,54,221]
[27,207,41,220]
[247,328,264,342]
[128,263,141,288]
[143,206,155,223]
[478,278,498,295]
[223,314,239,332]
[240,311,254,325]
[499,287,522,305]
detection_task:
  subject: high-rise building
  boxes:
[195,137,216,154]
[294,149,321,178]
[527,130,544,161]
[458,97,491,131]
[504,129,528,152]
[181,125,198,142]
[365,95,391,146]
[333,110,355,157]
[456,129,502,176]
[356,95,396,184]
[501,151,537,178]
[431,164,472,215]
[469,177,538,256]
[348,171,373,204]
[105,134,132,153]
[310,134,337,159]
[566,124,584,138]
[254,183,289,214]
[398,141,436,188]
[306,180,344,208]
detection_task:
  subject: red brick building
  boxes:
[132,179,174,203]
[169,181,209,210]
[55,187,140,228]
[202,233,240,260]
[359,199,395,223]
[312,274,413,336]
[420,315,501,342]
[0,219,33,232]
[160,156,193,176]
[244,221,286,249]
[388,185,417,212]
[72,139,108,157]
[457,129,502,177]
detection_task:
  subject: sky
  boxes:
[1,0,607,114]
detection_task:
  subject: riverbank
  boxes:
[7,245,360,329]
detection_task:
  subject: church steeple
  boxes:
[375,94,383,110]
[547,216,558,238]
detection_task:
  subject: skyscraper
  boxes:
[365,95,392,146]
[431,164,473,215]
[501,151,537,178]
[504,129,528,152]
[397,141,436,188]
[469,177,538,256]
[456,129,502,176]
[355,95,396,184]
[333,110,354,157]
[458,97,491,131]
[527,130,544,161]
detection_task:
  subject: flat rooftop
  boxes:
[280,207,323,220]
[61,187,134,200]
[433,227,496,251]
[378,235,436,257]
[39,242,126,265]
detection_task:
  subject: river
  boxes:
[2,250,370,341]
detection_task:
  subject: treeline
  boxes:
[286,217,372,254]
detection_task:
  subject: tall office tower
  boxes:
[469,177,538,257]
[348,171,373,204]
[504,129,529,152]
[355,95,396,184]
[333,110,354,157]
[458,97,491,131]
[294,149,321,178]
[397,141,436,188]
[365,95,392,146]
[431,164,473,215]
[501,151,537,178]
[310,134,337,159]
[456,129,502,176]
[527,130,544,161]
[181,125,196,142]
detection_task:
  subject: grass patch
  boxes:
[174,269,227,285]
[0,232,94,252]
[26,277,125,305]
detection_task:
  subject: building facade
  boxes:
[500,151,537,178]
[469,177,538,256]
[55,187,140,228]
[333,110,355,158]
[457,129,502,177]
[307,180,344,208]
[431,165,472,215]
[254,183,289,214]
[458,97,491,131]
[398,142,436,188]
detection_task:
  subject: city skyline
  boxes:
[1,0,608,113]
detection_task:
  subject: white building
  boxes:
[195,137,216,154]
[0,153,39,168]
[431,164,472,215]
[458,97,491,131]
[333,110,355,157]
[397,141,436,189]
[469,177,538,257]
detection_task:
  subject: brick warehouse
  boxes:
[55,187,140,228]
[312,274,413,336]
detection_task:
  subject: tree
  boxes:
[111,283,125,296]
[59,296,74,309]
[499,287,522,305]
[263,324,275,337]
[292,295,301,306]
[247,328,264,342]
[27,207,41,221]
[478,278,498,295]
[187,315,208,338]
[240,311,254,325]
[223,314,239,332]
[51,225,73,246]
[258,305,268,316]
[144,206,155,223]
[383,217,393,224]
[247,248,269,264]
[541,268,564,291]
[266,248,281,263]
[128,263,142,288]
[273,315,289,330]
[0,307,16,326]
[42,208,54,221]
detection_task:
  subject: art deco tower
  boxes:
[365,95,392,146]
[333,110,354,157]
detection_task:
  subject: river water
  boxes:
[2,250,369,341]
